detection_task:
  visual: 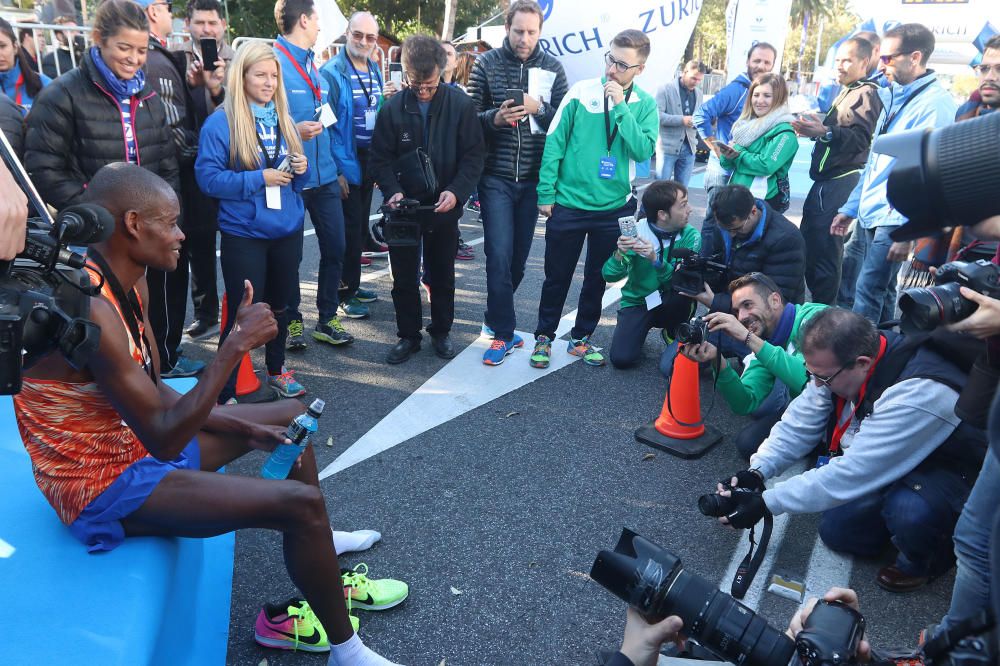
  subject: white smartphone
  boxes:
[275,155,293,173]
[618,215,638,238]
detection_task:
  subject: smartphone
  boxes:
[200,38,219,72]
[505,88,525,108]
[275,155,293,173]
[618,215,638,238]
[389,62,403,85]
[716,141,736,155]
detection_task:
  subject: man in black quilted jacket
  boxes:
[466,0,567,366]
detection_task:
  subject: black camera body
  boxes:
[796,600,865,666]
[898,259,1000,332]
[671,248,728,296]
[697,486,759,518]
[677,315,709,345]
[373,198,436,249]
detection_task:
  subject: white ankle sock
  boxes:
[332,529,381,555]
[327,633,401,666]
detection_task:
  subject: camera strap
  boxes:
[86,248,157,384]
[731,509,772,599]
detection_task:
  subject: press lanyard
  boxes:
[274,43,321,103]
[878,79,934,136]
[348,58,378,107]
[255,123,283,168]
[828,335,887,455]
[604,85,634,155]
[14,72,23,105]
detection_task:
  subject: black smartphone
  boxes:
[200,38,219,72]
[505,88,525,107]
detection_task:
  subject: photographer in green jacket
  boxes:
[603,180,700,369]
[681,272,827,458]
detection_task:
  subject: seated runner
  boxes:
[13,162,400,666]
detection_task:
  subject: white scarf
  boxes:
[729,104,796,148]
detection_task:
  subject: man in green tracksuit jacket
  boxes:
[681,272,827,459]
[602,180,700,369]
[531,29,658,370]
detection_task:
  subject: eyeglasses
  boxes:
[406,78,439,93]
[350,30,378,44]
[153,1,173,11]
[974,63,1000,77]
[604,51,641,73]
[806,361,854,386]
[719,216,751,232]
[878,51,913,65]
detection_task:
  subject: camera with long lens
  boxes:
[676,315,709,345]
[591,529,865,666]
[373,198,435,249]
[670,247,728,296]
[898,260,1000,333]
[697,484,760,519]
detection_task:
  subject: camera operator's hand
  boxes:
[620,607,685,666]
[434,190,458,213]
[0,161,27,260]
[263,169,293,187]
[227,281,278,353]
[538,204,553,218]
[616,235,637,256]
[886,240,913,263]
[724,469,766,493]
[787,588,871,662]
[715,485,767,529]
[679,341,719,365]
[704,312,752,345]
[681,281,715,307]
[830,213,853,237]
[631,238,656,262]
[386,192,404,207]
[494,99,528,126]
[945,287,1000,339]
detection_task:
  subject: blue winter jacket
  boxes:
[0,60,51,112]
[319,48,385,186]
[195,109,309,239]
[839,71,956,229]
[693,72,751,144]
[273,35,337,188]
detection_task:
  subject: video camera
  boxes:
[0,129,112,394]
[372,198,437,249]
[591,529,866,666]
[670,247,727,297]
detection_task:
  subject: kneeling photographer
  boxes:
[680,272,827,459]
[711,308,986,593]
[663,185,805,376]
[368,35,485,365]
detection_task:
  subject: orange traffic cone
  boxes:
[220,293,261,396]
[635,352,721,459]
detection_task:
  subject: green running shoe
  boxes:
[342,563,409,611]
[286,319,307,351]
[254,597,358,652]
[568,335,605,366]
[313,317,354,345]
[530,335,552,369]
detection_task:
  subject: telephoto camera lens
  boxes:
[591,529,796,666]
[897,282,972,333]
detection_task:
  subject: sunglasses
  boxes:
[878,51,915,65]
[806,361,854,386]
[350,30,378,44]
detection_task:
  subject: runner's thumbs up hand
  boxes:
[229,280,277,353]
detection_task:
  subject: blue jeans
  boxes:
[656,144,695,186]
[480,174,539,342]
[852,225,901,326]
[937,453,1000,634]
[289,182,346,322]
[837,226,863,308]
[818,468,964,577]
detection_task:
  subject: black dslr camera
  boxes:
[676,315,709,345]
[670,247,728,296]
[372,198,436,249]
[898,259,1000,332]
[591,529,866,666]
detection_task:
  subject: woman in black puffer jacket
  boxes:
[24,0,178,210]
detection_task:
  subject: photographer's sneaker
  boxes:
[286,319,307,351]
[568,336,605,366]
[342,563,409,611]
[268,367,306,398]
[254,598,357,652]
[355,287,378,303]
[313,318,354,346]
[483,334,523,366]
[339,298,370,319]
[530,335,552,369]
[161,355,206,379]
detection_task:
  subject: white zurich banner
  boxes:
[536,0,704,93]
[724,0,794,82]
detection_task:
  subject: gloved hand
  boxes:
[724,491,768,529]
[721,469,766,493]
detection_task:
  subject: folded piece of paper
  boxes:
[528,67,556,135]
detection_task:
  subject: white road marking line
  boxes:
[801,533,853,605]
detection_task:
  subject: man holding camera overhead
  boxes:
[712,308,986,593]
[368,35,484,365]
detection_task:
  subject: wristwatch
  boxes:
[821,129,834,142]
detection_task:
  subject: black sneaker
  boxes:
[286,319,307,351]
[183,319,219,340]
[312,317,354,345]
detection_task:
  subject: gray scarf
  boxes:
[729,105,795,147]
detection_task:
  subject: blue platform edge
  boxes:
[0,377,234,665]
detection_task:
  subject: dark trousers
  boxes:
[818,465,968,577]
[147,252,188,371]
[181,166,219,324]
[217,229,302,402]
[389,219,459,341]
[700,187,720,259]
[800,173,859,304]
[480,174,539,342]
[534,202,633,341]
[340,147,375,301]
[289,182,346,323]
[609,293,694,369]
[734,382,789,460]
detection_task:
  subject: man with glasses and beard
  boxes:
[369,35,485,364]
[708,308,986,593]
[530,29,658,370]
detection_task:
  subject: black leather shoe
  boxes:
[184,319,219,340]
[431,335,456,359]
[386,338,420,364]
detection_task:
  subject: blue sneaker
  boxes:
[354,287,378,303]
[481,323,494,337]
[268,367,306,398]
[482,334,524,366]
[162,355,206,378]
[339,298,370,319]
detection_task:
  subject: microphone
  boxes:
[55,203,115,245]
